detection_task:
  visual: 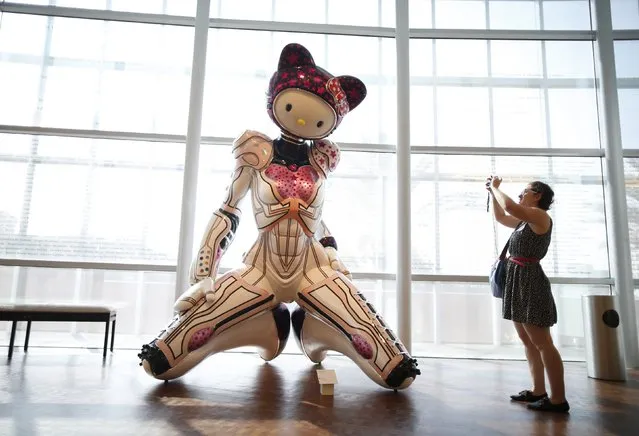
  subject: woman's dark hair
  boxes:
[530,181,554,210]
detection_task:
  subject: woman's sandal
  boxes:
[527,397,570,413]
[510,390,548,402]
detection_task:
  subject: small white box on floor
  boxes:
[316,369,337,395]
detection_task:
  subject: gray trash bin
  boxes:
[581,294,626,381]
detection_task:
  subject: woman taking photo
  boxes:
[487,175,570,413]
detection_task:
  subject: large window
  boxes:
[409,0,593,30]
[411,281,607,359]
[1,1,636,361]
[0,134,184,264]
[410,39,599,148]
[411,156,608,277]
[6,0,198,16]
[616,40,639,150]
[616,35,639,282]
[0,13,193,133]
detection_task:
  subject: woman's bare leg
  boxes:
[522,323,566,404]
[514,322,546,396]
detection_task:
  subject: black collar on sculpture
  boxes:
[272,136,310,168]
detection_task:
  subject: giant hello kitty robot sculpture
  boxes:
[138,43,420,390]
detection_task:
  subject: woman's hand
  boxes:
[486,175,502,190]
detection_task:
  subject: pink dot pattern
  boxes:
[188,327,213,351]
[264,164,319,202]
[351,333,373,359]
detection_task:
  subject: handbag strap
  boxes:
[498,221,524,260]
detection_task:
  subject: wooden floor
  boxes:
[1,348,638,436]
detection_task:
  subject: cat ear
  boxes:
[278,43,316,70]
[336,75,367,111]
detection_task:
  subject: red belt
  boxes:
[508,257,540,266]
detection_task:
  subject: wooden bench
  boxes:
[0,303,117,359]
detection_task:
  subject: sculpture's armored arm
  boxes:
[173,131,272,312]
[316,220,352,281]
[310,138,352,279]
[188,208,239,286]
[190,130,273,286]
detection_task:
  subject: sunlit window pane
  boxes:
[547,89,600,149]
[40,67,101,128]
[410,86,435,146]
[493,88,546,148]
[40,0,200,15]
[611,0,639,30]
[435,40,487,77]
[414,0,586,31]
[410,39,598,149]
[615,40,639,79]
[624,158,639,277]
[0,63,41,125]
[0,135,185,263]
[545,41,595,79]
[37,135,92,160]
[435,0,486,29]
[619,89,639,150]
[28,164,89,238]
[410,39,434,76]
[0,162,27,235]
[49,17,105,61]
[412,156,609,277]
[0,134,31,156]
[0,14,193,133]
[436,87,490,147]
[327,0,388,26]
[542,1,592,31]
[615,36,639,151]
[489,0,540,30]
[490,40,543,78]
[409,0,433,28]
[411,281,604,360]
[0,13,48,56]
[0,266,178,340]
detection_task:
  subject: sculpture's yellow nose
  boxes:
[296,118,306,126]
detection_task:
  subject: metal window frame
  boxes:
[0,257,616,286]
[0,124,608,157]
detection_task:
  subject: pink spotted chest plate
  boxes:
[264,163,320,202]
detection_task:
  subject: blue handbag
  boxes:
[489,222,522,298]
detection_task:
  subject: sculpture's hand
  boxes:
[325,246,352,281]
[174,277,214,313]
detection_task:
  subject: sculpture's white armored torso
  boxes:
[233,131,341,302]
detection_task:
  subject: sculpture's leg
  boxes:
[139,270,288,380]
[293,272,420,390]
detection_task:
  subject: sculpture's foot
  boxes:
[139,341,171,377]
[386,354,421,389]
